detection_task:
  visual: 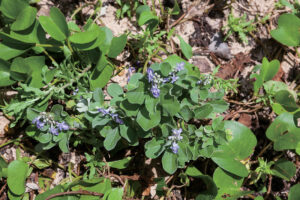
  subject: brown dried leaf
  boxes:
[238,113,252,128]
[216,53,252,79]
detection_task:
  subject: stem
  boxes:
[42,50,57,65]
[36,44,63,48]
[256,142,273,158]
[56,65,92,93]
[0,138,21,149]
[143,49,160,74]
[67,39,74,54]
[45,190,103,200]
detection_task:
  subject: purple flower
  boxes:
[172,128,182,137]
[175,62,185,72]
[110,113,124,124]
[127,67,135,83]
[72,88,79,95]
[57,121,69,131]
[150,84,160,98]
[32,117,45,130]
[197,80,202,85]
[171,142,179,154]
[170,73,179,83]
[162,77,170,83]
[36,121,45,130]
[32,116,40,125]
[98,108,110,115]
[147,68,155,83]
[49,126,59,135]
[169,128,183,141]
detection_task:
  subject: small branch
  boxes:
[45,190,103,200]
[0,182,7,196]
[256,142,273,158]
[265,175,272,199]
[0,138,21,149]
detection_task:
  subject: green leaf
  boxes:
[36,185,64,200]
[162,151,178,174]
[108,157,132,169]
[11,6,37,31]
[126,73,143,90]
[145,95,158,115]
[213,167,246,199]
[171,0,180,15]
[107,188,123,200]
[107,34,127,58]
[0,156,8,178]
[160,62,172,76]
[160,93,180,116]
[194,176,218,200]
[266,113,300,151]
[90,65,113,90]
[296,141,300,155]
[0,59,15,86]
[107,83,123,97]
[69,29,99,44]
[186,165,203,177]
[0,0,28,19]
[271,14,300,46]
[164,54,199,77]
[211,157,248,178]
[145,138,165,158]
[179,105,194,122]
[271,159,296,181]
[7,160,29,195]
[93,88,104,104]
[92,116,110,128]
[136,5,158,31]
[39,7,69,41]
[274,90,298,112]
[32,159,51,169]
[137,107,161,131]
[261,58,280,82]
[120,100,140,117]
[211,121,257,177]
[126,82,145,105]
[289,184,300,200]
[104,128,121,151]
[263,80,290,95]
[178,35,192,59]
[26,56,46,88]
[0,42,29,61]
[119,124,138,145]
[58,133,69,153]
[73,26,107,50]
[194,104,214,119]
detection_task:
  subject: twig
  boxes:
[45,190,103,200]
[0,182,7,197]
[0,138,21,149]
[256,142,273,158]
[265,175,272,199]
[169,0,203,29]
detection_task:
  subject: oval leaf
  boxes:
[39,7,69,41]
[162,151,178,174]
[271,14,300,46]
[7,160,29,195]
[11,6,37,31]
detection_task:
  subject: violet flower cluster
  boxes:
[98,107,124,124]
[197,74,213,86]
[168,128,183,154]
[147,62,185,98]
[32,112,69,136]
